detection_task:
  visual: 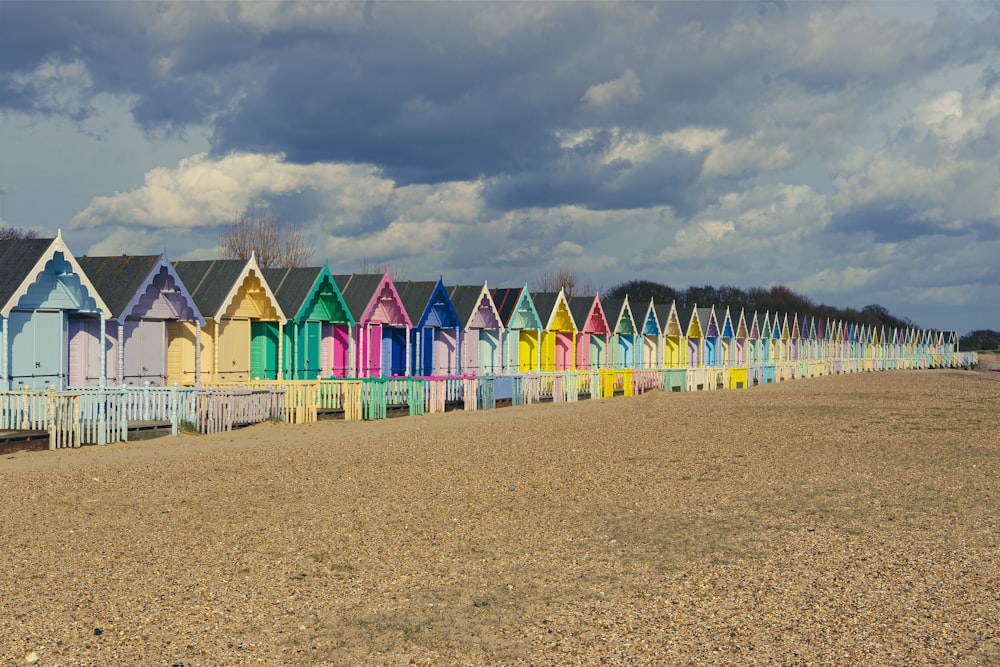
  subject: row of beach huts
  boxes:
[0,232,977,449]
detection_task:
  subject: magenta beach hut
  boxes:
[569,294,610,371]
[333,270,412,378]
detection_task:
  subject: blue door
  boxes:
[9,310,65,390]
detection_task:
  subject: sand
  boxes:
[1,369,998,665]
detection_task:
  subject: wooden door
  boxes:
[8,310,64,390]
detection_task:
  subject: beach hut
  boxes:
[1,232,110,390]
[659,301,686,368]
[262,262,354,379]
[603,296,638,370]
[533,290,577,372]
[637,299,661,369]
[333,271,412,378]
[398,279,461,376]
[719,306,736,368]
[491,285,543,373]
[678,305,701,368]
[76,253,204,386]
[448,282,503,375]
[733,308,749,367]
[569,294,610,371]
[173,256,285,384]
[699,306,721,367]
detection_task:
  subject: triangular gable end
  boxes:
[543,288,577,333]
[363,269,413,327]
[303,263,355,325]
[611,295,637,335]
[123,252,205,326]
[218,254,286,322]
[735,308,749,340]
[415,278,461,329]
[641,299,661,336]
[2,231,110,317]
[582,294,611,335]
[663,301,683,337]
[721,306,736,338]
[686,306,703,339]
[465,282,503,331]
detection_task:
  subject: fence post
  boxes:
[170,383,179,435]
[46,387,56,451]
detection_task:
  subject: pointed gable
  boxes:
[684,306,703,339]
[174,256,284,322]
[749,311,761,340]
[697,306,718,338]
[448,282,502,331]
[1,232,109,317]
[78,253,204,325]
[569,295,610,335]
[398,278,460,328]
[735,308,749,340]
[263,262,354,325]
[640,299,661,336]
[660,301,684,337]
[491,285,542,331]
[333,270,411,327]
[532,289,576,332]
[602,296,637,335]
[720,306,736,338]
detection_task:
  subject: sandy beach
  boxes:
[1,369,998,665]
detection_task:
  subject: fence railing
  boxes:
[2,351,983,449]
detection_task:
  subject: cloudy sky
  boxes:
[1,1,999,334]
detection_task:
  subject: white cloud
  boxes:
[582,69,641,109]
[69,152,390,231]
[11,57,93,116]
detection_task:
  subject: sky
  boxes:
[1,1,999,335]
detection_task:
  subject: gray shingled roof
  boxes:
[331,273,389,321]
[530,291,560,325]
[77,255,160,319]
[173,259,249,318]
[262,266,323,321]
[396,281,438,325]
[0,237,54,311]
[568,295,594,327]
[490,287,522,327]
[447,284,487,326]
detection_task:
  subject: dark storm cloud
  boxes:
[4,0,995,193]
[483,147,704,214]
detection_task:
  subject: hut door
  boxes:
[383,326,407,377]
[68,316,104,387]
[555,332,573,371]
[123,320,167,385]
[301,321,321,379]
[250,321,279,380]
[219,318,251,382]
[166,322,198,386]
[479,331,499,374]
[8,310,65,390]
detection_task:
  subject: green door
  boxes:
[250,321,279,380]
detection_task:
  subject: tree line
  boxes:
[4,221,996,349]
[606,279,920,330]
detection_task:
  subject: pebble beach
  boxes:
[1,369,998,665]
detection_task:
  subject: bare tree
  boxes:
[536,267,603,300]
[358,256,407,281]
[0,224,38,242]
[220,207,312,268]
